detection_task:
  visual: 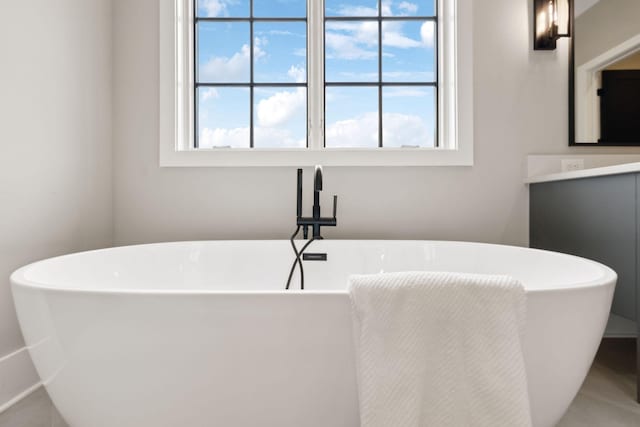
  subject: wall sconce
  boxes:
[534,0,571,50]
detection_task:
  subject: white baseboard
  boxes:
[0,347,41,413]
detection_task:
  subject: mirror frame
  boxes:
[568,0,578,145]
[569,0,640,146]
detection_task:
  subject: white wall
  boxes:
[575,0,601,17]
[113,0,640,247]
[0,0,112,411]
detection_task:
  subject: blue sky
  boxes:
[196,0,436,149]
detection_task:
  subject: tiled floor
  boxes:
[558,338,640,426]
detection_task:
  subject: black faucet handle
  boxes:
[297,168,303,218]
[332,195,338,219]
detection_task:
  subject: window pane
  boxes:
[382,20,435,82]
[325,21,379,82]
[381,0,435,17]
[325,87,379,148]
[197,87,250,148]
[254,87,307,148]
[326,0,378,16]
[254,0,306,18]
[197,22,250,83]
[382,86,435,147]
[196,0,249,17]
[254,22,307,83]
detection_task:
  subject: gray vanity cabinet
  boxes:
[530,172,640,402]
[530,173,637,321]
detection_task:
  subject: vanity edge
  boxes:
[526,162,640,184]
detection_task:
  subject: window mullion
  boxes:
[307,0,324,150]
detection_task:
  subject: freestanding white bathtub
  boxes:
[11,241,615,427]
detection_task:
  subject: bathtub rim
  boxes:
[10,240,617,296]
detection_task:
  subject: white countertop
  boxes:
[526,162,640,184]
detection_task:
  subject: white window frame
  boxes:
[159,0,473,167]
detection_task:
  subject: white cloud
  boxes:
[398,2,419,14]
[420,21,435,47]
[263,30,305,38]
[325,21,378,60]
[328,70,434,81]
[326,14,432,59]
[200,44,250,81]
[331,0,420,17]
[382,20,433,49]
[328,21,379,43]
[382,112,432,147]
[336,5,378,16]
[199,0,237,17]
[199,126,305,149]
[287,65,306,83]
[383,22,422,48]
[330,1,422,18]
[325,33,377,60]
[201,111,430,149]
[381,0,393,16]
[200,65,306,147]
[200,126,249,148]
[254,127,306,148]
[254,36,268,55]
[199,39,266,82]
[201,88,219,101]
[381,0,419,16]
[326,112,379,148]
[256,87,306,128]
[326,112,432,148]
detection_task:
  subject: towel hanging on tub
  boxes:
[348,271,532,427]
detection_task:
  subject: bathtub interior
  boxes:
[12,241,613,293]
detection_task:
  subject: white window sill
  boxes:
[159,147,473,167]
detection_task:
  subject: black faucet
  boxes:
[296,166,337,239]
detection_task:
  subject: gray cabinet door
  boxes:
[530,174,636,320]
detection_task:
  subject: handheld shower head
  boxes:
[297,168,303,218]
[314,165,323,192]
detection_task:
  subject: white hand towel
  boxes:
[348,271,531,427]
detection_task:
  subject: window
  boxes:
[324,1,437,149]
[194,0,308,149]
[160,0,473,166]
